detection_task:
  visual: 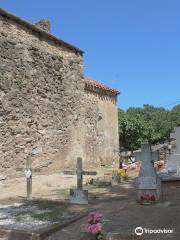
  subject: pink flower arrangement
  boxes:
[87,223,102,235]
[86,212,106,240]
[87,212,104,224]
[140,193,156,202]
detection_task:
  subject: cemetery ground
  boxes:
[0,167,179,240]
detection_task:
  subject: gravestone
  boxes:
[64,157,97,204]
[135,143,161,203]
[167,127,180,174]
[159,127,180,181]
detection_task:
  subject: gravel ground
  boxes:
[0,203,52,230]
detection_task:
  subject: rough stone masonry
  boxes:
[0,8,119,176]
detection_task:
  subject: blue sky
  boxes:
[1,0,180,110]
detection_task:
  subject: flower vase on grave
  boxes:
[140,191,157,205]
[81,212,108,240]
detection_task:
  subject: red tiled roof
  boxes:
[84,77,120,95]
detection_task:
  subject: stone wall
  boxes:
[80,91,119,167]
[0,9,120,176]
[0,13,84,174]
[97,95,119,165]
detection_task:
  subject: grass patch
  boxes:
[12,200,80,223]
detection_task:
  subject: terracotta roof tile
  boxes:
[84,77,120,95]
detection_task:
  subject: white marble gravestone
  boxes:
[135,143,161,203]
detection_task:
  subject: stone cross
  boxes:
[64,157,97,204]
[135,143,161,203]
[25,156,32,200]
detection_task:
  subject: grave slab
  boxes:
[0,200,91,240]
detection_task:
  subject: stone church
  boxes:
[0,8,119,174]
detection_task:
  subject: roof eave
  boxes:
[84,77,120,96]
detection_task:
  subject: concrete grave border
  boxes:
[0,207,93,240]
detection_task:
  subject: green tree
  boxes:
[118,109,145,150]
[170,105,180,127]
[118,104,178,151]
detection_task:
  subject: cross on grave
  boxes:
[25,156,32,200]
[16,156,41,200]
[135,143,161,203]
[63,157,97,204]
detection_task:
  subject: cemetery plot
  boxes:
[2,160,179,240]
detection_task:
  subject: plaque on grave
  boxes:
[24,169,32,179]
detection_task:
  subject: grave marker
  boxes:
[135,143,161,203]
[25,156,32,200]
[64,157,97,204]
[159,127,180,181]
[16,155,41,200]
[167,127,180,175]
